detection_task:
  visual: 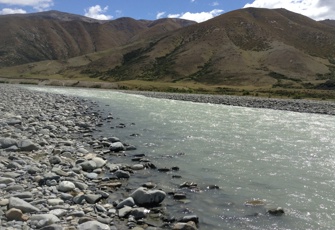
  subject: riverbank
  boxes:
[2,75,334,115]
[0,84,202,230]
[1,76,335,113]
[124,91,335,115]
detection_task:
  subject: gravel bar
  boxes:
[124,91,335,115]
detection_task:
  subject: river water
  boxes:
[24,86,335,229]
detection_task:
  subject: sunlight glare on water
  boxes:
[24,86,335,229]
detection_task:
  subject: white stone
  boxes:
[57,181,75,192]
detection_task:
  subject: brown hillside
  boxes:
[75,7,335,88]
[0,11,195,67]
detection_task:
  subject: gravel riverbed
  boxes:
[0,85,203,230]
[124,91,335,115]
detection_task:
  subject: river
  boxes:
[24,85,335,229]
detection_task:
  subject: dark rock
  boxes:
[115,170,130,179]
[174,193,187,200]
[158,168,170,172]
[116,197,135,209]
[84,194,102,204]
[130,207,149,219]
[130,187,166,207]
[179,215,199,224]
[268,207,285,216]
[49,156,62,165]
[206,185,220,190]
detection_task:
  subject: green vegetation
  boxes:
[269,71,302,82]
[80,69,102,78]
[187,59,220,83]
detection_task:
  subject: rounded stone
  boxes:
[6,208,27,221]
[49,156,62,165]
[57,181,75,192]
[77,220,110,230]
[130,187,166,207]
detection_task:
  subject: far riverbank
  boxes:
[124,91,335,115]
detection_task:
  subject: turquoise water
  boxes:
[25,86,335,229]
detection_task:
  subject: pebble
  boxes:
[57,181,76,192]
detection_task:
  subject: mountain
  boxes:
[0,10,196,67]
[76,7,335,88]
[1,8,335,90]
[320,19,335,28]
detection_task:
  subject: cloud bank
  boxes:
[166,9,224,23]
[84,5,113,20]
[0,0,53,11]
[0,7,26,14]
[244,0,335,20]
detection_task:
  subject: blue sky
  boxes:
[0,0,334,22]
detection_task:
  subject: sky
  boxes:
[0,0,334,23]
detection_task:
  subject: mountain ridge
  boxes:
[1,8,335,91]
[0,10,196,67]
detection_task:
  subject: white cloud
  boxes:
[156,11,166,19]
[0,7,26,15]
[84,5,113,20]
[244,0,335,20]
[0,0,53,11]
[168,9,223,23]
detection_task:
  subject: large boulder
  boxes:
[17,139,40,151]
[130,187,166,207]
[8,197,40,213]
[109,142,125,152]
[0,138,17,149]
